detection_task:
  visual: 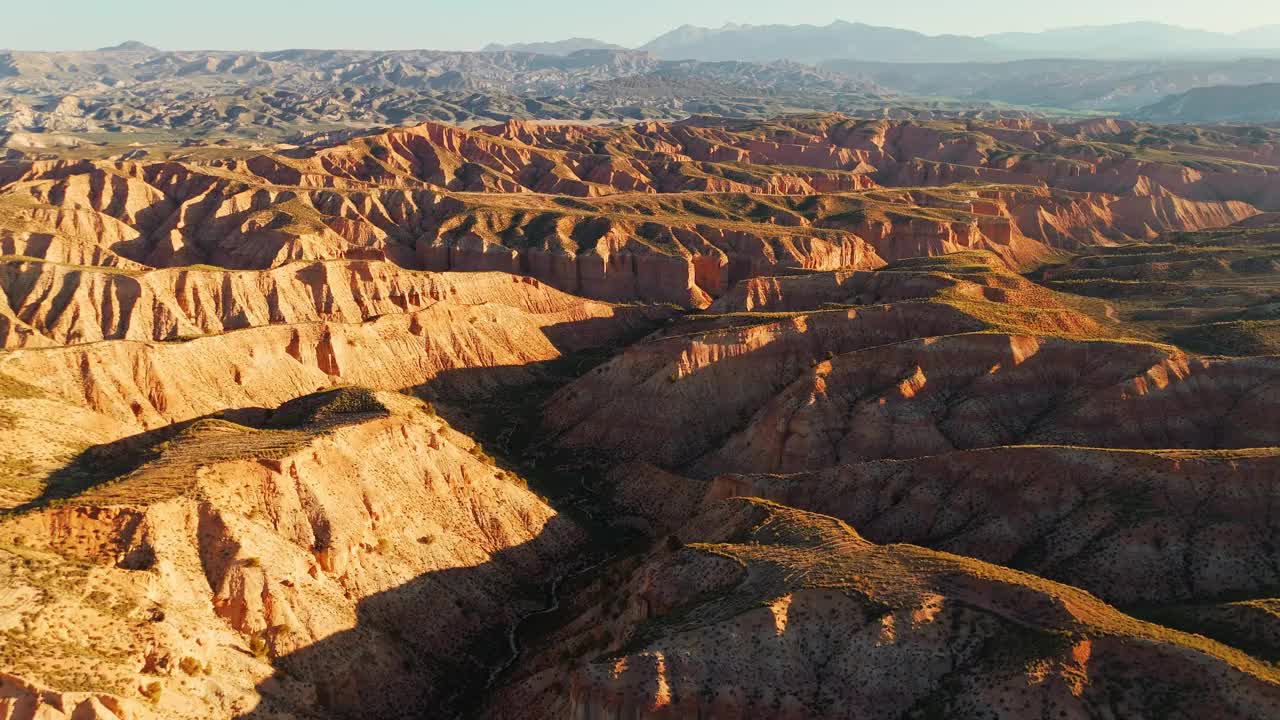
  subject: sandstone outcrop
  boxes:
[545,252,1124,468]
[0,258,651,348]
[0,390,583,719]
[695,333,1280,475]
[2,114,1272,308]
[5,112,1280,720]
[0,267,669,507]
[548,238,1280,476]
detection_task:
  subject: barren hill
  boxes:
[0,389,585,718]
[480,498,1280,719]
[0,114,1273,311]
[545,249,1280,469]
[2,112,1280,719]
[1136,82,1280,125]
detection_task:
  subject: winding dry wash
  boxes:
[2,27,1280,720]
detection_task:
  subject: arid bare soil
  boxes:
[1,113,1279,719]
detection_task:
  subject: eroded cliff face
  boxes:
[512,237,1280,716]
[0,265,669,501]
[0,258,658,348]
[2,113,1271,308]
[606,447,1280,607]
[0,390,583,720]
[546,243,1280,478]
[544,252,1126,469]
[481,498,1280,720]
[554,321,1280,475]
[546,303,991,467]
[696,333,1279,475]
[0,218,673,717]
[5,113,1280,720]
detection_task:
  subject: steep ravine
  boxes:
[464,238,1280,719]
[0,389,590,720]
[0,276,675,719]
[426,340,658,719]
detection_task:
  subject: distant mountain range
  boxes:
[95,40,160,53]
[823,57,1280,112]
[67,21,1280,66]
[461,21,1280,121]
[0,46,890,147]
[482,38,625,56]
[5,20,1280,137]
[985,22,1280,58]
[639,22,1000,64]
[495,21,1280,65]
[1134,82,1280,123]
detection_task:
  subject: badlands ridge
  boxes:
[0,113,1278,719]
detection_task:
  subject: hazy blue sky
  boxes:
[3,0,1277,51]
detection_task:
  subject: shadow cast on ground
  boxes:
[233,515,580,720]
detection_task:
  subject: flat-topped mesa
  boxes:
[0,390,584,719]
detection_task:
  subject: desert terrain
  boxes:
[1,56,1280,719]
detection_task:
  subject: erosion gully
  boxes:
[428,332,659,719]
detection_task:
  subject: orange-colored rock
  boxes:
[0,258,642,348]
[0,269,669,499]
[546,303,989,467]
[547,253,1120,469]
[3,113,1271,308]
[5,110,1280,720]
[697,334,1280,475]
[0,391,583,719]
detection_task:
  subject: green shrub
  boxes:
[249,635,270,659]
[140,681,163,704]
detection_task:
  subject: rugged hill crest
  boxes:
[1,114,1272,310]
[2,115,1280,719]
[481,498,1280,720]
[0,390,584,718]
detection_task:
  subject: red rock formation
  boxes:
[697,334,1280,475]
[546,303,989,467]
[2,113,1270,307]
[0,258,636,348]
[5,112,1280,720]
[0,269,669,501]
[547,253,1117,468]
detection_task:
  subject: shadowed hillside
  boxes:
[2,112,1280,719]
